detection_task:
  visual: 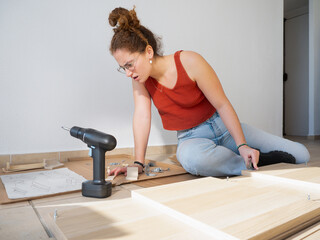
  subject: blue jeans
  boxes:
[176,112,310,177]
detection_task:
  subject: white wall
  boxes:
[0,0,284,155]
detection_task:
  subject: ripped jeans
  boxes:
[176,112,310,177]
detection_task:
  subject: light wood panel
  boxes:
[51,198,213,240]
[287,222,320,240]
[32,186,131,239]
[242,163,320,191]
[134,173,200,188]
[0,204,50,240]
[132,177,320,240]
[52,175,320,240]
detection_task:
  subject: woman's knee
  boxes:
[177,138,246,176]
[291,142,310,164]
[177,138,216,175]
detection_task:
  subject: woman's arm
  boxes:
[181,51,259,169]
[110,80,151,176]
[132,79,152,164]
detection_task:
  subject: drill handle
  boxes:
[91,147,107,184]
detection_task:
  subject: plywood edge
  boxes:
[131,189,239,240]
[241,169,320,191]
[249,203,320,240]
[242,163,306,175]
[287,221,320,240]
[132,177,222,195]
[113,172,188,186]
[47,212,68,240]
[133,173,200,188]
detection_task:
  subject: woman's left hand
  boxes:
[238,146,259,170]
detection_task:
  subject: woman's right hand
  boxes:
[239,145,259,170]
[109,167,128,177]
[109,164,144,177]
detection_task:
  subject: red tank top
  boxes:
[144,50,216,130]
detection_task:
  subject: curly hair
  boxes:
[108,6,162,56]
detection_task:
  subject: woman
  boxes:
[109,7,309,177]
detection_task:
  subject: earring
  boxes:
[149,59,152,64]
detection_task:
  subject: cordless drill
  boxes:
[62,126,117,198]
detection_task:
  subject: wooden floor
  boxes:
[0,136,319,240]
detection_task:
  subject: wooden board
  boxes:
[52,175,320,240]
[0,154,186,204]
[287,222,320,240]
[0,204,50,240]
[132,177,320,240]
[66,155,186,186]
[242,163,320,191]
[134,173,201,188]
[51,198,214,240]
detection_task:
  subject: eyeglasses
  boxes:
[117,53,141,74]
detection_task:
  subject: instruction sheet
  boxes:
[0,168,87,199]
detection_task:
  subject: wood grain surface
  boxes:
[132,177,320,240]
[52,198,214,240]
[242,163,320,191]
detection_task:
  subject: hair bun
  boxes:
[108,7,140,32]
[109,6,162,56]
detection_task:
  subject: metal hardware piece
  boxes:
[145,165,157,177]
[151,167,170,173]
[54,209,58,220]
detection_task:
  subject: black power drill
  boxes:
[62,126,117,198]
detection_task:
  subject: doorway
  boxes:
[283,0,309,136]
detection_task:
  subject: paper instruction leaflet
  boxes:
[0,168,86,199]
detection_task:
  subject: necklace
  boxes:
[151,78,163,92]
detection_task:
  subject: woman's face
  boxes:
[113,48,152,83]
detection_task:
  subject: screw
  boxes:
[54,209,58,220]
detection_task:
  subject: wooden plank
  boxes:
[51,198,214,240]
[33,186,132,240]
[0,200,29,210]
[132,181,238,240]
[0,204,50,240]
[50,168,320,239]
[224,201,320,240]
[133,173,200,188]
[242,163,320,190]
[287,222,320,240]
[132,177,320,240]
[3,161,45,172]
